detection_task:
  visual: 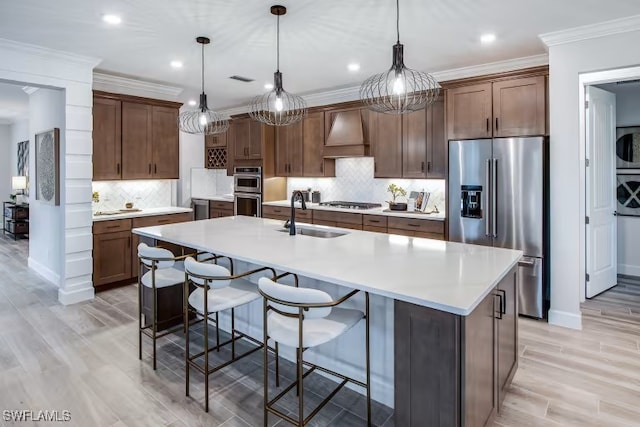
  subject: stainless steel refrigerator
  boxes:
[448,137,548,318]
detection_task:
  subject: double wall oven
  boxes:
[234,166,262,217]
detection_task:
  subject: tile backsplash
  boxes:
[287,157,446,212]
[92,180,174,212]
[190,168,234,199]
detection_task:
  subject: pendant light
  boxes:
[249,5,307,126]
[178,37,229,135]
[359,0,440,114]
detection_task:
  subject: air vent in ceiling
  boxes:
[229,75,255,83]
[617,79,640,85]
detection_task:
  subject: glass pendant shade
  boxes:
[360,1,440,114]
[249,5,307,127]
[178,37,229,135]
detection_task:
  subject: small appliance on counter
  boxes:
[312,191,321,203]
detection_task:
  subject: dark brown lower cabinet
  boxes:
[93,231,132,286]
[394,264,518,427]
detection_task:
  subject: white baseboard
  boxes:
[548,309,582,330]
[28,257,60,286]
[58,286,95,305]
[618,264,640,277]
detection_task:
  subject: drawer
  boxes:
[210,208,234,218]
[210,200,233,210]
[363,225,387,234]
[387,217,444,235]
[313,210,362,226]
[7,221,29,234]
[5,206,28,220]
[363,215,388,228]
[336,222,362,231]
[296,208,312,221]
[93,218,132,234]
[263,205,288,217]
[132,213,191,228]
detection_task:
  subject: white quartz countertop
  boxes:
[263,200,446,221]
[93,207,193,222]
[133,216,521,315]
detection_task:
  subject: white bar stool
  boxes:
[184,256,279,413]
[137,242,191,370]
[258,276,371,427]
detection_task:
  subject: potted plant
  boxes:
[387,183,408,211]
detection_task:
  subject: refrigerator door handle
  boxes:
[492,158,498,238]
[486,158,492,237]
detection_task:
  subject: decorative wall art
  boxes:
[35,128,60,206]
[616,174,640,217]
[17,140,29,196]
[616,126,640,169]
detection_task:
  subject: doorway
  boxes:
[582,67,640,299]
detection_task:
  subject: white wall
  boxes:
[546,29,640,329]
[179,130,204,207]
[28,88,65,282]
[0,38,99,304]
[0,124,10,202]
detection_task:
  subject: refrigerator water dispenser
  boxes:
[461,185,483,218]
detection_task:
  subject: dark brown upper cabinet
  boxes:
[92,91,181,181]
[370,112,402,178]
[205,131,227,148]
[93,97,122,181]
[446,75,547,140]
[493,76,546,138]
[303,111,334,177]
[446,83,493,141]
[275,120,303,177]
[426,98,446,179]
[232,117,266,161]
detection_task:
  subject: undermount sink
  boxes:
[278,226,348,239]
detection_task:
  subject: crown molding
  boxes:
[220,54,548,116]
[540,14,640,47]
[22,86,38,95]
[93,72,183,99]
[0,38,101,68]
[431,54,548,82]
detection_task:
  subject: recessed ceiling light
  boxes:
[347,63,360,72]
[264,83,274,90]
[102,14,122,25]
[170,61,183,69]
[188,100,197,106]
[480,33,496,44]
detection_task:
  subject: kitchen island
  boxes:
[133,216,522,427]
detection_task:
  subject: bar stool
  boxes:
[184,256,279,412]
[258,276,371,427]
[137,242,191,370]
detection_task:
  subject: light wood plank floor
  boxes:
[2,235,639,426]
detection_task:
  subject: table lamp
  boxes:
[12,176,27,205]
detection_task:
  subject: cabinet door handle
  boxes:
[421,161,425,172]
[154,164,157,174]
[407,223,420,228]
[117,163,120,175]
[427,161,432,172]
[494,294,503,319]
[320,162,324,173]
[486,118,489,132]
[157,219,171,224]
[374,162,377,173]
[369,220,380,223]
[148,164,151,174]
[106,225,120,229]
[495,118,499,132]
[127,236,131,248]
[497,289,506,315]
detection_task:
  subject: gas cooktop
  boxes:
[319,201,383,210]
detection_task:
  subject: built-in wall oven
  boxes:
[234,166,262,217]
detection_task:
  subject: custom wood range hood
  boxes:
[323,108,370,158]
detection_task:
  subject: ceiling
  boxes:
[1,0,640,109]
[0,83,29,125]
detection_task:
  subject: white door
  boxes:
[586,86,617,298]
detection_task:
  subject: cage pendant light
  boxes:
[178,37,229,135]
[249,5,307,126]
[360,0,440,114]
